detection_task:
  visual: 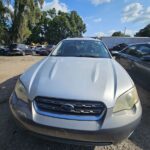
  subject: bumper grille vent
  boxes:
[35,97,106,116]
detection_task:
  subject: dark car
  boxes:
[110,43,128,51]
[36,47,49,56]
[38,45,56,56]
[34,45,55,56]
[0,45,9,55]
[7,44,35,56]
[113,43,150,90]
[34,45,46,55]
[37,48,49,56]
[46,45,55,52]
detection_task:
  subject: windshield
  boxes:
[51,40,110,58]
[9,44,17,49]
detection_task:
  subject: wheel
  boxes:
[32,51,36,56]
[22,52,25,56]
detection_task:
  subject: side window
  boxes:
[22,44,25,49]
[18,44,22,49]
[138,45,150,56]
[21,44,26,49]
[121,46,136,55]
[129,45,142,58]
[20,44,23,49]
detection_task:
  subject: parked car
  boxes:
[9,38,142,146]
[7,43,35,56]
[37,45,56,56]
[34,45,46,55]
[112,43,150,90]
[0,45,9,55]
[37,48,49,56]
[110,43,128,52]
[46,44,56,52]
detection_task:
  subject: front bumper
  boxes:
[7,51,22,56]
[9,92,142,146]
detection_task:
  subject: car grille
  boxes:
[34,97,106,116]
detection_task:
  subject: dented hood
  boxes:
[20,57,134,108]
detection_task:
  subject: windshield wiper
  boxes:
[76,55,100,58]
[51,54,100,58]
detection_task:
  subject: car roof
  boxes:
[64,37,101,41]
[129,42,150,46]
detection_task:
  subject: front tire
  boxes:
[22,52,25,56]
[32,51,36,56]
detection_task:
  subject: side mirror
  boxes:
[111,51,119,56]
[141,56,150,61]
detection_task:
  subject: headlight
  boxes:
[113,87,139,113]
[15,80,28,103]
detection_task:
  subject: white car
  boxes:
[10,38,142,146]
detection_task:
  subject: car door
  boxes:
[116,45,138,70]
[18,44,23,52]
[18,44,23,50]
[131,44,150,90]
[23,45,30,54]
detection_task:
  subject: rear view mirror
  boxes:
[141,56,150,61]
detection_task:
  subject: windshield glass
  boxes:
[9,44,17,49]
[51,40,110,58]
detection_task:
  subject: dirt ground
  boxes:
[0,56,150,150]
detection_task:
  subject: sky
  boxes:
[10,0,150,37]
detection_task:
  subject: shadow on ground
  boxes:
[0,75,19,104]
[129,85,150,150]
[0,76,150,150]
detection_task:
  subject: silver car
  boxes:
[9,38,142,146]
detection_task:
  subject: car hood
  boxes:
[20,57,134,108]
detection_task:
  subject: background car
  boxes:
[7,44,35,56]
[37,45,56,56]
[46,44,56,52]
[37,48,49,56]
[33,45,55,56]
[0,45,9,55]
[113,43,150,90]
[33,45,45,55]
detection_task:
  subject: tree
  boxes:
[135,24,150,37]
[27,11,52,44]
[46,10,86,44]
[27,9,86,44]
[11,0,44,43]
[69,11,86,37]
[112,31,130,37]
[0,0,12,44]
[0,1,86,44]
